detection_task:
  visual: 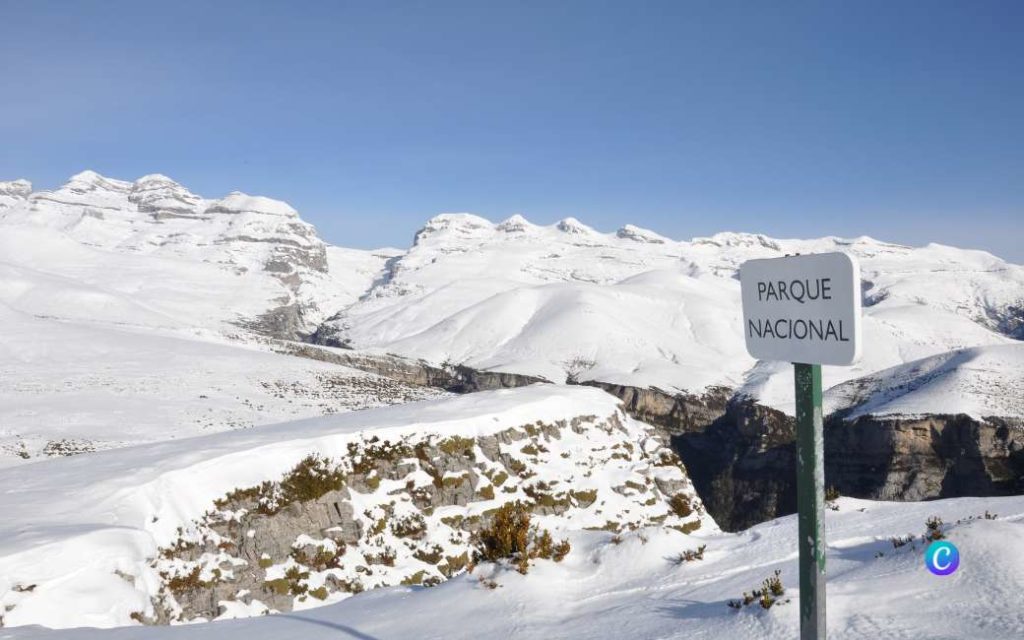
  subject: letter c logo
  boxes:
[925,540,959,576]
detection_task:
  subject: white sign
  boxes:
[740,252,862,365]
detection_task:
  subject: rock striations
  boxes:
[1,171,341,338]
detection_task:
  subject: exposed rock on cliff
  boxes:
[146,405,706,623]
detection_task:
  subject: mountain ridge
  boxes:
[3,170,1022,424]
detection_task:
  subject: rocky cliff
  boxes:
[631,391,1023,531]
[0,171,370,339]
[265,342,1023,532]
[142,401,707,623]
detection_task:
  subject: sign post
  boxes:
[794,361,825,638]
[739,252,862,640]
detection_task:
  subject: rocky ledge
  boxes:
[141,410,705,623]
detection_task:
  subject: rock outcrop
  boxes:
[669,398,1024,531]
[0,171,346,339]
[271,343,1024,532]
[274,341,550,392]
[826,413,1024,500]
[145,410,707,623]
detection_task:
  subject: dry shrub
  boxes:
[280,454,345,503]
[472,501,571,574]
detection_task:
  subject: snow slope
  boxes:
[0,173,394,335]
[4,493,1022,639]
[4,173,1021,421]
[322,214,1024,417]
[0,174,431,465]
[824,343,1024,420]
[2,383,1021,638]
[0,385,707,628]
[0,245,445,465]
[0,309,446,465]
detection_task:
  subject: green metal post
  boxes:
[794,362,826,639]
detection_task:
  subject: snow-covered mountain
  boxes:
[2,171,1023,637]
[0,171,393,337]
[320,212,1024,418]
[2,169,1022,471]
[0,172,436,464]
[0,386,711,628]
[3,382,1021,638]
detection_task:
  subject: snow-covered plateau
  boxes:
[0,171,1021,638]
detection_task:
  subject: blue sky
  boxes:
[2,1,1022,260]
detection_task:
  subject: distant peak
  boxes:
[617,224,669,244]
[496,214,534,233]
[556,217,594,234]
[64,170,132,192]
[67,169,104,182]
[694,231,781,252]
[205,192,297,217]
[67,169,117,184]
[832,235,910,251]
[413,213,494,245]
[134,173,183,187]
[422,213,493,228]
[0,179,32,197]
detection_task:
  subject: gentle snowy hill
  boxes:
[0,173,431,464]
[0,304,446,465]
[320,213,1024,417]
[5,490,1023,638]
[0,385,709,629]
[2,172,1023,638]
[0,172,393,337]
[2,172,1022,470]
[825,343,1024,420]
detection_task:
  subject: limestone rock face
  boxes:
[151,407,709,623]
[826,414,1024,500]
[0,179,32,213]
[0,171,347,338]
[581,380,1024,532]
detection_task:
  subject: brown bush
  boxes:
[280,454,345,503]
[669,494,693,518]
[473,502,570,574]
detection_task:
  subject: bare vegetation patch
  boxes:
[472,501,571,574]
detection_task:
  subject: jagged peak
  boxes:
[617,224,669,244]
[422,213,493,228]
[496,214,534,233]
[205,192,298,218]
[556,217,595,234]
[413,213,494,245]
[692,231,782,251]
[0,179,32,197]
[134,173,184,187]
[64,170,132,191]
[128,173,202,214]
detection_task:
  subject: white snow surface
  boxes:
[2,384,1022,638]
[0,173,432,464]
[331,213,1024,417]
[5,493,1024,638]
[1,172,1023,638]
[0,170,1020,466]
[0,385,646,628]
[825,343,1024,419]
